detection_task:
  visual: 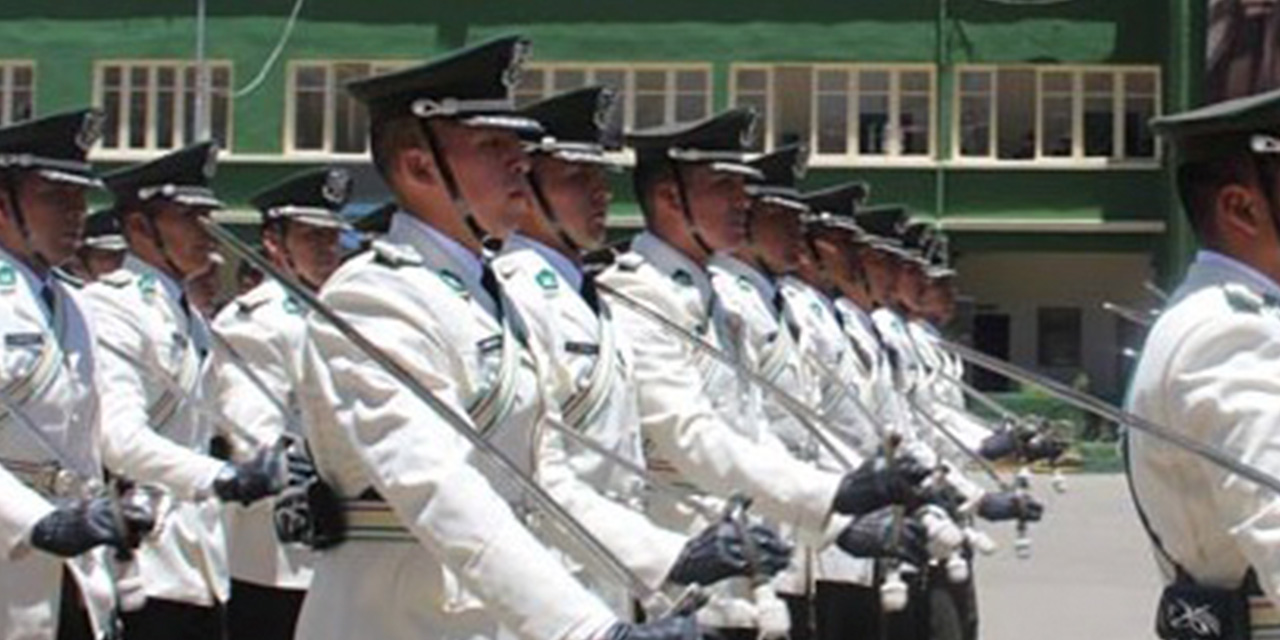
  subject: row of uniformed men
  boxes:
[0,34,1061,640]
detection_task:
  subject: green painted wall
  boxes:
[0,0,1178,252]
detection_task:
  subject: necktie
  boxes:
[580,271,601,316]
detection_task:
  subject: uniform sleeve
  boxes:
[209,311,294,458]
[1167,315,1280,602]
[82,289,225,500]
[604,274,842,545]
[305,269,617,640]
[0,467,54,559]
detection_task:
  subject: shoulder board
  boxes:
[613,252,643,273]
[372,240,424,269]
[53,268,85,290]
[1224,283,1266,314]
[96,269,134,288]
[234,290,273,316]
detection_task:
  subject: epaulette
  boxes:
[613,252,643,273]
[53,268,85,290]
[96,269,134,288]
[1223,283,1269,315]
[371,240,424,269]
[233,286,274,316]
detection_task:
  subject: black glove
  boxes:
[979,426,1068,464]
[1023,432,1069,463]
[213,441,286,506]
[976,491,1044,523]
[29,496,156,558]
[977,431,1021,462]
[666,518,792,586]
[835,507,928,567]
[604,614,703,640]
[832,456,931,516]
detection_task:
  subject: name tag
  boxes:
[5,333,44,347]
[564,341,599,356]
[477,336,503,354]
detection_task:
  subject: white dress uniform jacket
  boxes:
[905,319,993,458]
[296,213,616,640]
[493,234,686,598]
[81,256,229,607]
[0,251,116,639]
[208,278,313,590]
[599,232,842,556]
[1128,250,1280,605]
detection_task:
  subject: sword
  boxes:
[206,328,303,440]
[936,337,1280,497]
[203,219,684,617]
[1102,301,1155,328]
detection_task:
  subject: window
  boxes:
[731,64,935,163]
[97,61,233,152]
[954,65,1160,164]
[0,62,34,126]
[1038,307,1082,368]
[515,64,711,132]
[288,61,410,155]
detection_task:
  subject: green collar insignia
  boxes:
[283,296,303,315]
[438,269,467,295]
[0,264,14,290]
[672,269,694,287]
[535,268,559,291]
[139,273,157,298]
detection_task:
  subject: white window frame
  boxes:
[728,63,938,168]
[519,62,713,128]
[951,64,1162,170]
[92,60,235,158]
[0,61,35,126]
[283,59,414,158]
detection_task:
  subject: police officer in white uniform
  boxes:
[295,36,715,640]
[81,143,285,640]
[0,109,154,640]
[208,168,352,639]
[597,107,933,640]
[494,85,794,613]
[1127,88,1280,640]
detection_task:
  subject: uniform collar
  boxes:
[505,233,583,291]
[0,245,53,294]
[836,296,876,333]
[124,253,184,304]
[710,252,777,301]
[782,275,836,316]
[389,210,484,287]
[1190,250,1280,301]
[632,231,714,306]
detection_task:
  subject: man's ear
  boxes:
[1217,183,1268,240]
[396,146,439,189]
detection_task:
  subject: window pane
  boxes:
[594,69,627,133]
[996,69,1035,160]
[210,89,230,148]
[1084,72,1113,94]
[901,71,930,93]
[634,94,665,129]
[183,67,197,145]
[676,70,706,92]
[553,69,586,92]
[156,67,176,149]
[1041,95,1073,157]
[334,64,371,153]
[101,67,121,148]
[675,94,706,123]
[293,66,326,151]
[128,67,149,149]
[860,70,889,93]
[817,69,847,92]
[1043,71,1072,93]
[1038,307,1082,368]
[900,94,930,155]
[816,93,848,155]
[959,70,990,93]
[737,68,767,93]
[635,70,666,93]
[1125,71,1156,95]
[1124,96,1156,158]
[959,95,991,156]
[858,93,889,154]
[10,66,33,124]
[774,66,812,149]
[1084,95,1114,157]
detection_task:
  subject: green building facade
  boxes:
[0,1,1209,399]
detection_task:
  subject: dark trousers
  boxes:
[715,628,762,640]
[227,579,305,640]
[781,593,814,640]
[122,598,224,640]
[928,562,979,640]
[814,574,930,640]
[56,569,98,640]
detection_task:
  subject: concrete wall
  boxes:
[955,250,1155,398]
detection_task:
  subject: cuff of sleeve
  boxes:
[791,470,843,547]
[188,458,229,502]
[4,494,55,561]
